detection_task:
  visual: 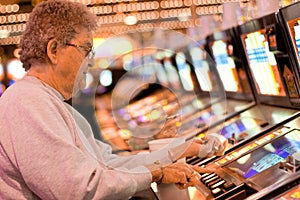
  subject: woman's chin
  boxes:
[73,79,86,95]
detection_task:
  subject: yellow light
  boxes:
[124,15,138,25]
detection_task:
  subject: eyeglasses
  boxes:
[65,43,95,59]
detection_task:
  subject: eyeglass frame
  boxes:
[65,43,95,59]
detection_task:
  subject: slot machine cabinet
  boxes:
[186,38,224,107]
[151,49,215,140]
[150,46,226,141]
[106,51,189,150]
[247,154,300,200]
[189,11,300,200]
[238,13,298,107]
[190,117,300,199]
[204,11,300,150]
[180,26,260,143]
[278,1,300,106]
[238,2,300,198]
[164,28,260,142]
[206,29,254,102]
[159,50,182,92]
[172,50,201,95]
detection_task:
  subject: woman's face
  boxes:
[56,27,94,99]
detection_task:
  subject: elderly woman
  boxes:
[0,0,226,199]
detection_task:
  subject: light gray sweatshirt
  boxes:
[0,76,175,200]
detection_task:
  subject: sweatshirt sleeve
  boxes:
[95,138,176,169]
[0,84,152,200]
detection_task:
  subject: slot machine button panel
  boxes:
[199,172,236,198]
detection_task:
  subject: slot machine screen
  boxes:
[219,117,264,141]
[281,5,300,69]
[220,119,247,138]
[153,52,169,87]
[240,30,286,96]
[7,59,26,86]
[189,43,213,92]
[175,52,194,92]
[224,129,300,178]
[162,50,181,90]
[288,19,300,60]
[210,39,241,93]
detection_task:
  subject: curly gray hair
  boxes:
[19,0,98,71]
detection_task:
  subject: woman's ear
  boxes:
[47,39,59,65]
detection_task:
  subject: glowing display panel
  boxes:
[287,18,300,66]
[175,52,194,91]
[211,40,241,93]
[189,46,213,91]
[155,50,181,90]
[225,129,300,179]
[0,63,4,95]
[241,30,286,96]
[219,117,263,141]
[163,56,181,90]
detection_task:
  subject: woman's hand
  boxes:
[159,162,215,189]
[199,133,228,157]
[168,133,228,162]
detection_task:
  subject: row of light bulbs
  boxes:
[0,20,193,44]
[0,8,205,35]
[98,11,159,24]
[160,19,194,29]
[96,19,194,37]
[71,0,242,5]
[196,5,223,15]
[88,0,215,16]
[0,0,241,45]
[0,35,20,45]
[95,6,219,25]
[0,23,26,33]
[193,0,242,5]
[100,19,194,32]
[161,0,192,8]
[0,4,19,14]
[0,4,221,39]
[89,2,159,15]
[81,0,234,14]
[0,6,213,25]
[0,13,29,24]
[0,0,232,23]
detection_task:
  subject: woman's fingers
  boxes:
[192,165,216,174]
[161,162,215,190]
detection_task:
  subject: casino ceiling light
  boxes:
[0,29,9,38]
[0,0,252,44]
[124,15,138,25]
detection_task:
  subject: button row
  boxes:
[200,173,235,197]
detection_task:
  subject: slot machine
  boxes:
[169,26,259,142]
[159,49,182,92]
[188,38,220,99]
[156,38,226,140]
[106,50,188,150]
[278,1,300,106]
[189,10,300,200]
[240,2,300,198]
[148,45,221,140]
